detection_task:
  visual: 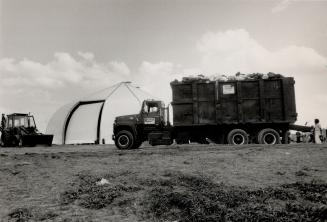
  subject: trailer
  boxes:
[112,75,298,149]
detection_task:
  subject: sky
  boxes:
[0,0,327,131]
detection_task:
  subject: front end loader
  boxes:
[0,113,53,147]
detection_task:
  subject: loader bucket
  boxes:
[22,134,53,146]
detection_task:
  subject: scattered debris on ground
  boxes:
[96,178,110,186]
[142,172,327,222]
[60,173,141,209]
[2,145,326,221]
[8,207,58,222]
[8,207,32,222]
[295,170,309,177]
[59,171,327,222]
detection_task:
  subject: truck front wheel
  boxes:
[115,130,134,149]
[227,129,249,145]
[257,128,281,144]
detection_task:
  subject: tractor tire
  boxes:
[1,131,12,147]
[257,128,281,145]
[227,129,249,145]
[18,137,23,147]
[115,130,134,150]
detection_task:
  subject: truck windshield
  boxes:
[143,102,159,114]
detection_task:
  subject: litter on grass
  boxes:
[96,178,110,186]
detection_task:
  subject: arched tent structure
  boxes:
[46,82,156,145]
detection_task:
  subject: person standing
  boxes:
[296,131,302,143]
[314,119,322,144]
[0,114,6,146]
[1,114,6,132]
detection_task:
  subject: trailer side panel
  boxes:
[171,77,297,126]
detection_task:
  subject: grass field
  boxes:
[0,144,326,221]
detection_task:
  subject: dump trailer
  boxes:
[113,75,297,149]
[0,113,53,147]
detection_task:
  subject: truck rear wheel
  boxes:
[115,130,134,149]
[257,128,281,144]
[227,129,249,145]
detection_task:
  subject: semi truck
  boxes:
[112,75,299,149]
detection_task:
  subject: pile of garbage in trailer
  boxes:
[173,72,284,83]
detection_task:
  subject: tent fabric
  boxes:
[46,82,156,145]
[100,84,149,144]
[46,101,78,144]
[65,102,104,144]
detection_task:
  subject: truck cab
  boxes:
[113,100,172,149]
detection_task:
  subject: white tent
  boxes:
[46,82,156,144]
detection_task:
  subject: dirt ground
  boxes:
[0,143,326,221]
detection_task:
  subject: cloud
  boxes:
[0,52,131,131]
[197,29,268,74]
[136,61,176,103]
[109,61,130,76]
[0,52,130,90]
[196,29,327,125]
[197,29,327,75]
[77,51,95,61]
[1,30,326,131]
[271,0,325,13]
[134,62,203,104]
[134,29,327,125]
[272,0,292,13]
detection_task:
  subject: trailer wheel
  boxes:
[227,129,249,145]
[257,128,281,144]
[115,130,134,149]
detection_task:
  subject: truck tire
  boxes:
[115,130,134,149]
[227,129,249,145]
[257,128,281,144]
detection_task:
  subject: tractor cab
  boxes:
[1,113,53,147]
[6,113,37,130]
